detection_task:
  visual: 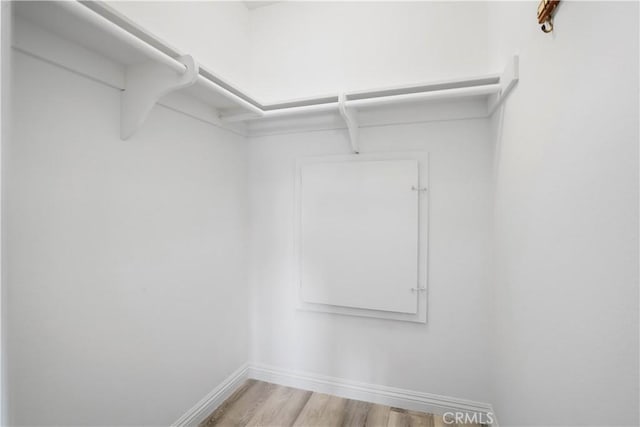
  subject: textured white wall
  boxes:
[488,2,639,425]
[248,1,490,101]
[247,117,494,403]
[6,51,249,426]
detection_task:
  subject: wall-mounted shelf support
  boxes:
[121,55,199,140]
[338,93,360,154]
[488,55,519,116]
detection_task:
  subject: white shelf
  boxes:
[15,1,150,68]
[13,1,518,143]
[14,0,262,118]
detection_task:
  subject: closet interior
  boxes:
[2,1,638,426]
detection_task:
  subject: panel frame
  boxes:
[294,151,429,323]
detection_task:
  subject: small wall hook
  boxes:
[541,18,553,33]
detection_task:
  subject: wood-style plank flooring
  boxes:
[199,380,483,427]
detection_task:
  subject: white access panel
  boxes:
[299,159,420,314]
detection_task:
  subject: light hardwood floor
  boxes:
[199,380,483,427]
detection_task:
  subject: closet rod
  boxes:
[63,1,265,118]
[59,1,187,75]
[58,2,507,123]
[347,84,501,108]
[197,75,264,117]
[222,84,502,123]
[223,101,338,122]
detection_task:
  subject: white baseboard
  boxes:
[173,362,497,427]
[248,363,495,421]
[172,363,249,427]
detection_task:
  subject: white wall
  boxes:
[6,50,249,426]
[247,114,495,403]
[245,0,495,406]
[106,1,251,90]
[488,1,639,425]
[6,2,639,425]
[248,1,490,101]
[0,1,11,424]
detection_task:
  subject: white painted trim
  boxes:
[248,363,494,419]
[171,363,249,427]
[173,362,498,427]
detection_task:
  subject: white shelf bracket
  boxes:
[338,93,360,154]
[121,55,199,140]
[488,54,519,116]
